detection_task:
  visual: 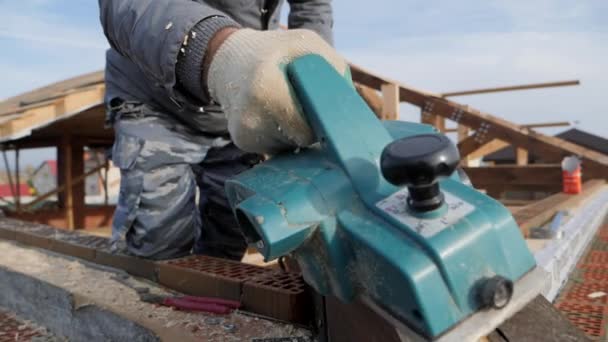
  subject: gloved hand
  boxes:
[206,28,350,154]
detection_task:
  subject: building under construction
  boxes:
[0,56,606,341]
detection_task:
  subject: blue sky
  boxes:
[0,1,607,166]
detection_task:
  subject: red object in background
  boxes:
[0,183,31,197]
[141,293,242,315]
[563,168,582,194]
[162,297,235,314]
[562,156,582,194]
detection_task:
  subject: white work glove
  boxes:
[207,29,350,154]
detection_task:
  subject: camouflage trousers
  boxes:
[109,101,260,260]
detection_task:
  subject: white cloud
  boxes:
[0,59,104,101]
[0,6,108,51]
[342,30,608,137]
[0,1,108,99]
[0,30,107,50]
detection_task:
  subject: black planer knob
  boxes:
[381,134,460,212]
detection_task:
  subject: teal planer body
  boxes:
[225,55,537,339]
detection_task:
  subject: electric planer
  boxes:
[226,54,545,341]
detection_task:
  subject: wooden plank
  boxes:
[522,121,571,129]
[458,125,471,166]
[13,138,63,149]
[513,179,606,237]
[499,199,537,207]
[468,139,509,160]
[0,85,105,142]
[488,295,589,342]
[435,116,445,132]
[464,165,563,187]
[15,149,20,212]
[0,99,57,117]
[22,163,106,212]
[325,297,401,342]
[350,62,608,178]
[458,134,489,158]
[60,136,74,230]
[355,83,383,119]
[72,139,85,229]
[457,125,469,142]
[446,121,570,133]
[426,98,608,171]
[516,148,529,166]
[1,149,16,202]
[482,184,564,198]
[381,83,399,120]
[421,112,446,132]
[350,63,435,107]
[441,80,580,97]
[0,70,103,116]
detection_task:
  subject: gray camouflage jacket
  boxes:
[99,0,334,135]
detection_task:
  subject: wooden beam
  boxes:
[458,125,471,166]
[421,111,446,132]
[423,98,608,172]
[446,121,570,133]
[350,63,436,107]
[0,84,105,117]
[499,199,537,207]
[523,121,571,129]
[457,125,470,142]
[0,85,104,142]
[350,63,608,177]
[463,165,563,188]
[441,80,580,97]
[104,159,109,206]
[60,136,75,230]
[22,163,106,212]
[513,179,606,237]
[72,140,85,229]
[516,148,529,166]
[468,139,509,160]
[457,134,489,158]
[435,116,445,132]
[13,138,63,149]
[1,149,16,202]
[381,83,399,120]
[355,83,383,119]
[15,148,20,212]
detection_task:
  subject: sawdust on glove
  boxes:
[207,29,350,154]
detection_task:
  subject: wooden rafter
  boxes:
[444,121,571,133]
[457,134,488,159]
[516,148,529,166]
[0,85,105,142]
[22,162,106,212]
[463,165,564,188]
[355,84,383,119]
[467,139,509,160]
[350,64,608,178]
[350,64,437,106]
[381,83,399,120]
[423,99,608,167]
[441,80,579,97]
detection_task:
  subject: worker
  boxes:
[98,0,349,260]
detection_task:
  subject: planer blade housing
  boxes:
[226,55,539,339]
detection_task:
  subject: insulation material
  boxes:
[534,189,608,301]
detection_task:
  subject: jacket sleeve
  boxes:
[287,0,334,45]
[99,0,239,101]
